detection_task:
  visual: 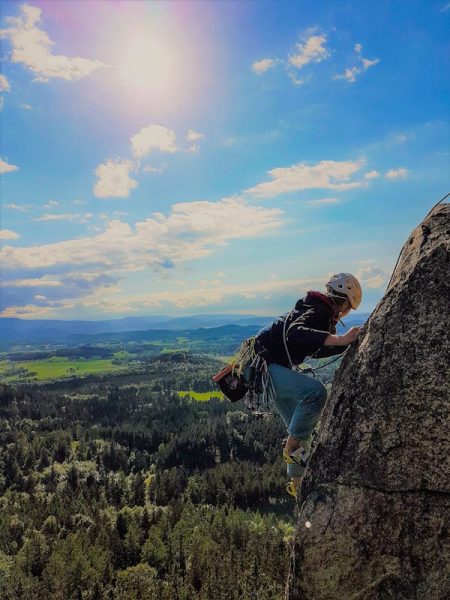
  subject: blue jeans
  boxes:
[245,363,327,477]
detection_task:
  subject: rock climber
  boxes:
[238,273,363,497]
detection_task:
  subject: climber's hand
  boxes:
[342,326,364,345]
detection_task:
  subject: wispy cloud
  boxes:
[186,129,205,154]
[0,73,10,109]
[0,158,18,173]
[245,159,366,198]
[357,264,388,289]
[3,276,62,288]
[1,3,105,82]
[0,229,20,240]
[0,74,10,92]
[306,197,340,205]
[333,43,379,83]
[186,129,205,142]
[93,159,138,199]
[252,58,277,75]
[385,168,408,179]
[143,165,166,174]
[364,170,380,180]
[34,213,93,223]
[42,199,59,209]
[5,203,27,212]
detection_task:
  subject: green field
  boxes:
[178,390,224,401]
[0,357,123,381]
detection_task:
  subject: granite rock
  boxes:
[285,203,450,600]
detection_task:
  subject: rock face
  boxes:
[286,203,450,600]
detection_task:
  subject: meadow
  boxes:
[178,389,224,401]
[0,357,124,382]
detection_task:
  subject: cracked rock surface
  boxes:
[285,203,450,600]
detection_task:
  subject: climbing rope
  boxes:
[283,308,351,377]
[386,192,450,291]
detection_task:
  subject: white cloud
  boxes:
[289,35,330,69]
[245,159,366,198]
[0,194,285,314]
[34,295,47,300]
[1,3,104,82]
[5,203,27,212]
[0,229,20,240]
[21,103,32,110]
[364,170,380,180]
[333,44,379,83]
[252,58,277,75]
[385,168,408,180]
[186,129,205,142]
[441,3,450,11]
[34,212,93,223]
[0,158,18,173]
[131,124,177,158]
[1,197,283,273]
[187,144,200,154]
[357,265,388,289]
[93,159,138,198]
[306,197,340,205]
[0,74,10,92]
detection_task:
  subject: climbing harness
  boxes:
[282,309,349,378]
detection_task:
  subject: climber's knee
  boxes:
[310,381,327,409]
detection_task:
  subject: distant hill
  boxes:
[0,314,275,344]
[0,313,370,350]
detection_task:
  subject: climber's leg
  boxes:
[268,363,327,488]
[268,363,327,443]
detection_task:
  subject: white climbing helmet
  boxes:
[325,273,362,309]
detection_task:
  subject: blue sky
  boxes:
[1,0,449,319]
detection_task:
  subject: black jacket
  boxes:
[255,291,347,367]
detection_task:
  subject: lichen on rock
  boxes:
[286,203,450,600]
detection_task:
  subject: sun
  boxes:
[118,34,176,98]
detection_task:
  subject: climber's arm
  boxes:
[323,327,363,347]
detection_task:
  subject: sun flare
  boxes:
[118,34,175,97]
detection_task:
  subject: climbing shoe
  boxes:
[283,446,310,468]
[285,480,298,498]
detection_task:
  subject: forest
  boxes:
[0,350,341,599]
